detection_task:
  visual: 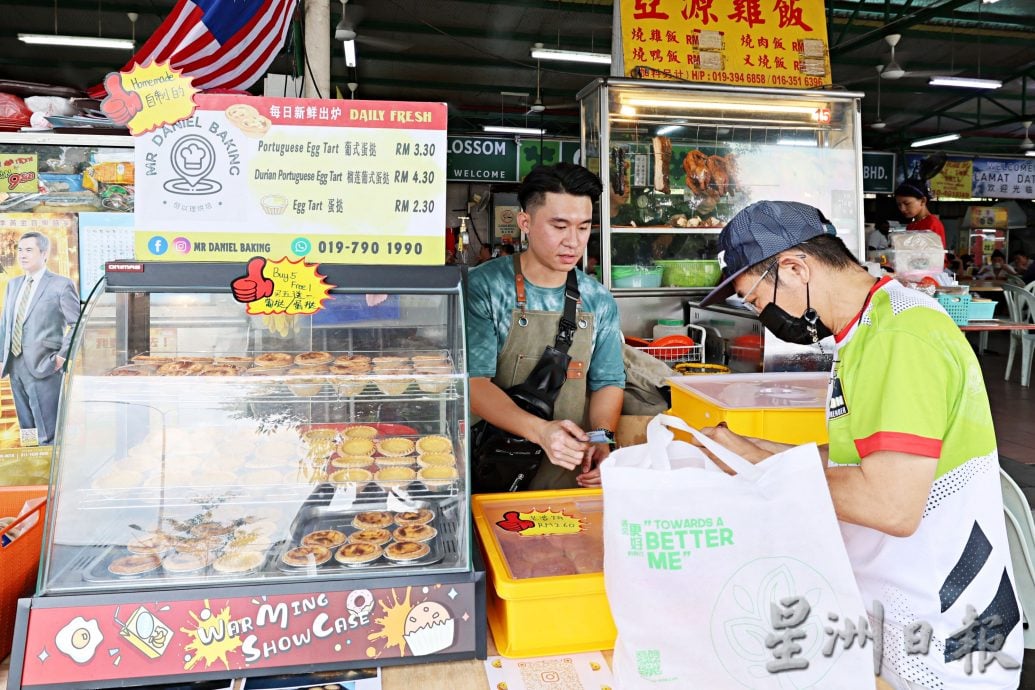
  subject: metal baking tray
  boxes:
[276,504,446,574]
[82,541,283,584]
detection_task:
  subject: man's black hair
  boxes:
[517,163,603,212]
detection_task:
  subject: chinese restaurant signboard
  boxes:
[617,0,831,88]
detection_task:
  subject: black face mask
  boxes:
[757,277,833,345]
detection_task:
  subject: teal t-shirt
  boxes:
[465,256,626,391]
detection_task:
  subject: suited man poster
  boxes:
[0,232,80,446]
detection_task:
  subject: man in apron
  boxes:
[466,163,626,490]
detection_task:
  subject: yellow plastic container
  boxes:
[668,371,829,445]
[472,488,615,658]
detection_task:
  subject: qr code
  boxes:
[517,657,582,689]
[636,649,662,678]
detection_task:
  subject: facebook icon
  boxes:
[148,236,168,255]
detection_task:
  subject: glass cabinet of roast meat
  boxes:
[578,78,864,299]
[9,261,484,690]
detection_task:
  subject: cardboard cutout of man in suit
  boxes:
[0,232,80,446]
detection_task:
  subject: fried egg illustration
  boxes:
[55,616,103,664]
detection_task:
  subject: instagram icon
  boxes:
[172,237,192,255]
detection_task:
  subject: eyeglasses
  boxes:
[740,264,775,314]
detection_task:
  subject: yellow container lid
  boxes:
[472,488,607,600]
[668,371,828,410]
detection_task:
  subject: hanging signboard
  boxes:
[861,152,895,194]
[906,154,1035,200]
[135,94,447,264]
[617,0,831,88]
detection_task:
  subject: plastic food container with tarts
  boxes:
[472,488,615,657]
[668,371,829,445]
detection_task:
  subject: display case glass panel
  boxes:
[579,79,864,292]
[41,263,470,595]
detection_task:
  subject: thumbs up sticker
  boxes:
[102,61,198,135]
[231,256,334,316]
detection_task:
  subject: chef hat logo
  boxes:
[178,143,206,171]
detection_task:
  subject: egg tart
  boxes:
[376,437,415,457]
[330,455,375,469]
[329,468,372,487]
[334,542,382,564]
[418,465,459,489]
[392,524,437,543]
[415,435,452,455]
[394,509,435,526]
[302,529,347,548]
[344,425,378,439]
[254,352,293,368]
[417,453,457,468]
[374,466,416,489]
[352,511,394,529]
[338,437,374,456]
[294,351,333,367]
[349,528,392,546]
[212,550,264,574]
[281,545,331,567]
[109,554,162,575]
[384,541,430,562]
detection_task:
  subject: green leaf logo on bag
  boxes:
[621,516,732,570]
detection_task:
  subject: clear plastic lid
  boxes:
[668,372,828,409]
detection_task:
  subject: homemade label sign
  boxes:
[135,94,446,264]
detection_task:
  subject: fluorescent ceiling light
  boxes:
[619,105,637,116]
[624,98,823,117]
[1026,150,1035,157]
[530,46,611,65]
[928,76,1002,89]
[18,33,134,50]
[656,125,683,135]
[910,132,961,148]
[344,40,356,67]
[482,125,545,136]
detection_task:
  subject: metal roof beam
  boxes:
[830,0,981,56]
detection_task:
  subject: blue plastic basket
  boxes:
[936,293,971,325]
[968,299,997,322]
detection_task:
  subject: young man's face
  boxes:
[17,238,47,274]
[519,192,593,275]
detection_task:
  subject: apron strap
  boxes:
[511,253,582,353]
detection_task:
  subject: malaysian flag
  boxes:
[92,0,297,95]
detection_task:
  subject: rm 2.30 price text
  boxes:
[317,240,424,256]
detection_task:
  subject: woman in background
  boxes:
[894,176,946,249]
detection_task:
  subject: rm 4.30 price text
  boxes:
[317,240,424,256]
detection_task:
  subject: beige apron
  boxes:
[488,254,595,490]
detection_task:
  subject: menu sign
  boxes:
[135,94,446,264]
[618,0,831,88]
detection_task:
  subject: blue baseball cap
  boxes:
[699,201,837,307]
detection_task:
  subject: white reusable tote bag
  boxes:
[601,415,873,689]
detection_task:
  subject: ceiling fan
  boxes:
[880,34,945,81]
[1020,121,1033,151]
[524,58,574,116]
[871,65,886,129]
[335,0,410,51]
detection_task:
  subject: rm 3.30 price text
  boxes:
[317,240,424,256]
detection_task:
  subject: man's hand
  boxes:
[694,424,774,472]
[576,442,610,487]
[535,419,589,471]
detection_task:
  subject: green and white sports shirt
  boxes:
[829,277,1021,689]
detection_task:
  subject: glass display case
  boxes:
[578,79,864,336]
[10,261,485,690]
